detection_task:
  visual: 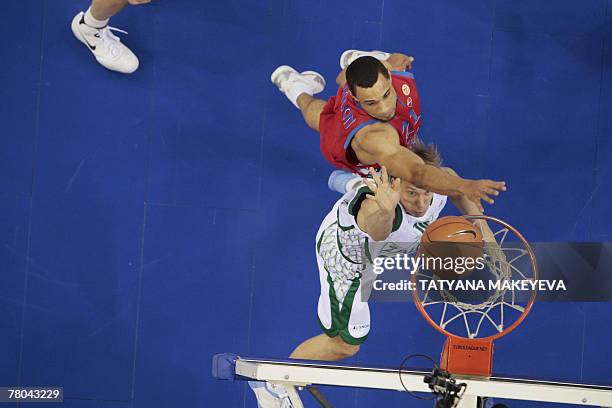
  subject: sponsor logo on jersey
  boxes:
[406,96,413,107]
[402,84,410,96]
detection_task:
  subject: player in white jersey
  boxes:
[290,141,495,361]
[249,142,495,408]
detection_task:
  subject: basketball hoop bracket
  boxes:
[440,336,493,377]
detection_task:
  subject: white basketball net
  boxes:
[415,224,535,339]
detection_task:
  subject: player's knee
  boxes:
[331,336,360,358]
[337,342,360,359]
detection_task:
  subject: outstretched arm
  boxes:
[351,123,506,212]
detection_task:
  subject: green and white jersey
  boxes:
[316,184,447,301]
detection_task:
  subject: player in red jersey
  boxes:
[271,50,505,211]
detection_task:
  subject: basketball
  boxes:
[419,216,484,279]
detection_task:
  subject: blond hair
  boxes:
[411,138,442,167]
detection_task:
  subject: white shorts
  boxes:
[315,212,371,345]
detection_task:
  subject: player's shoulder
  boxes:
[350,121,400,161]
[342,184,373,216]
[335,184,371,229]
[352,121,397,146]
[342,183,400,218]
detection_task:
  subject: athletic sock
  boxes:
[84,7,109,29]
[328,170,362,194]
[285,82,315,109]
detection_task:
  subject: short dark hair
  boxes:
[345,56,390,96]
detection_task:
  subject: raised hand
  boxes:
[363,166,401,215]
[463,179,506,212]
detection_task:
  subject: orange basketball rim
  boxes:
[411,215,538,377]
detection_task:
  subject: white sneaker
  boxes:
[340,49,391,70]
[248,381,295,408]
[71,11,139,74]
[270,65,325,108]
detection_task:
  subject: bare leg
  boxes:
[289,333,360,361]
[90,0,129,20]
[297,94,327,132]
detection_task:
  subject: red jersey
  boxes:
[319,71,421,173]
